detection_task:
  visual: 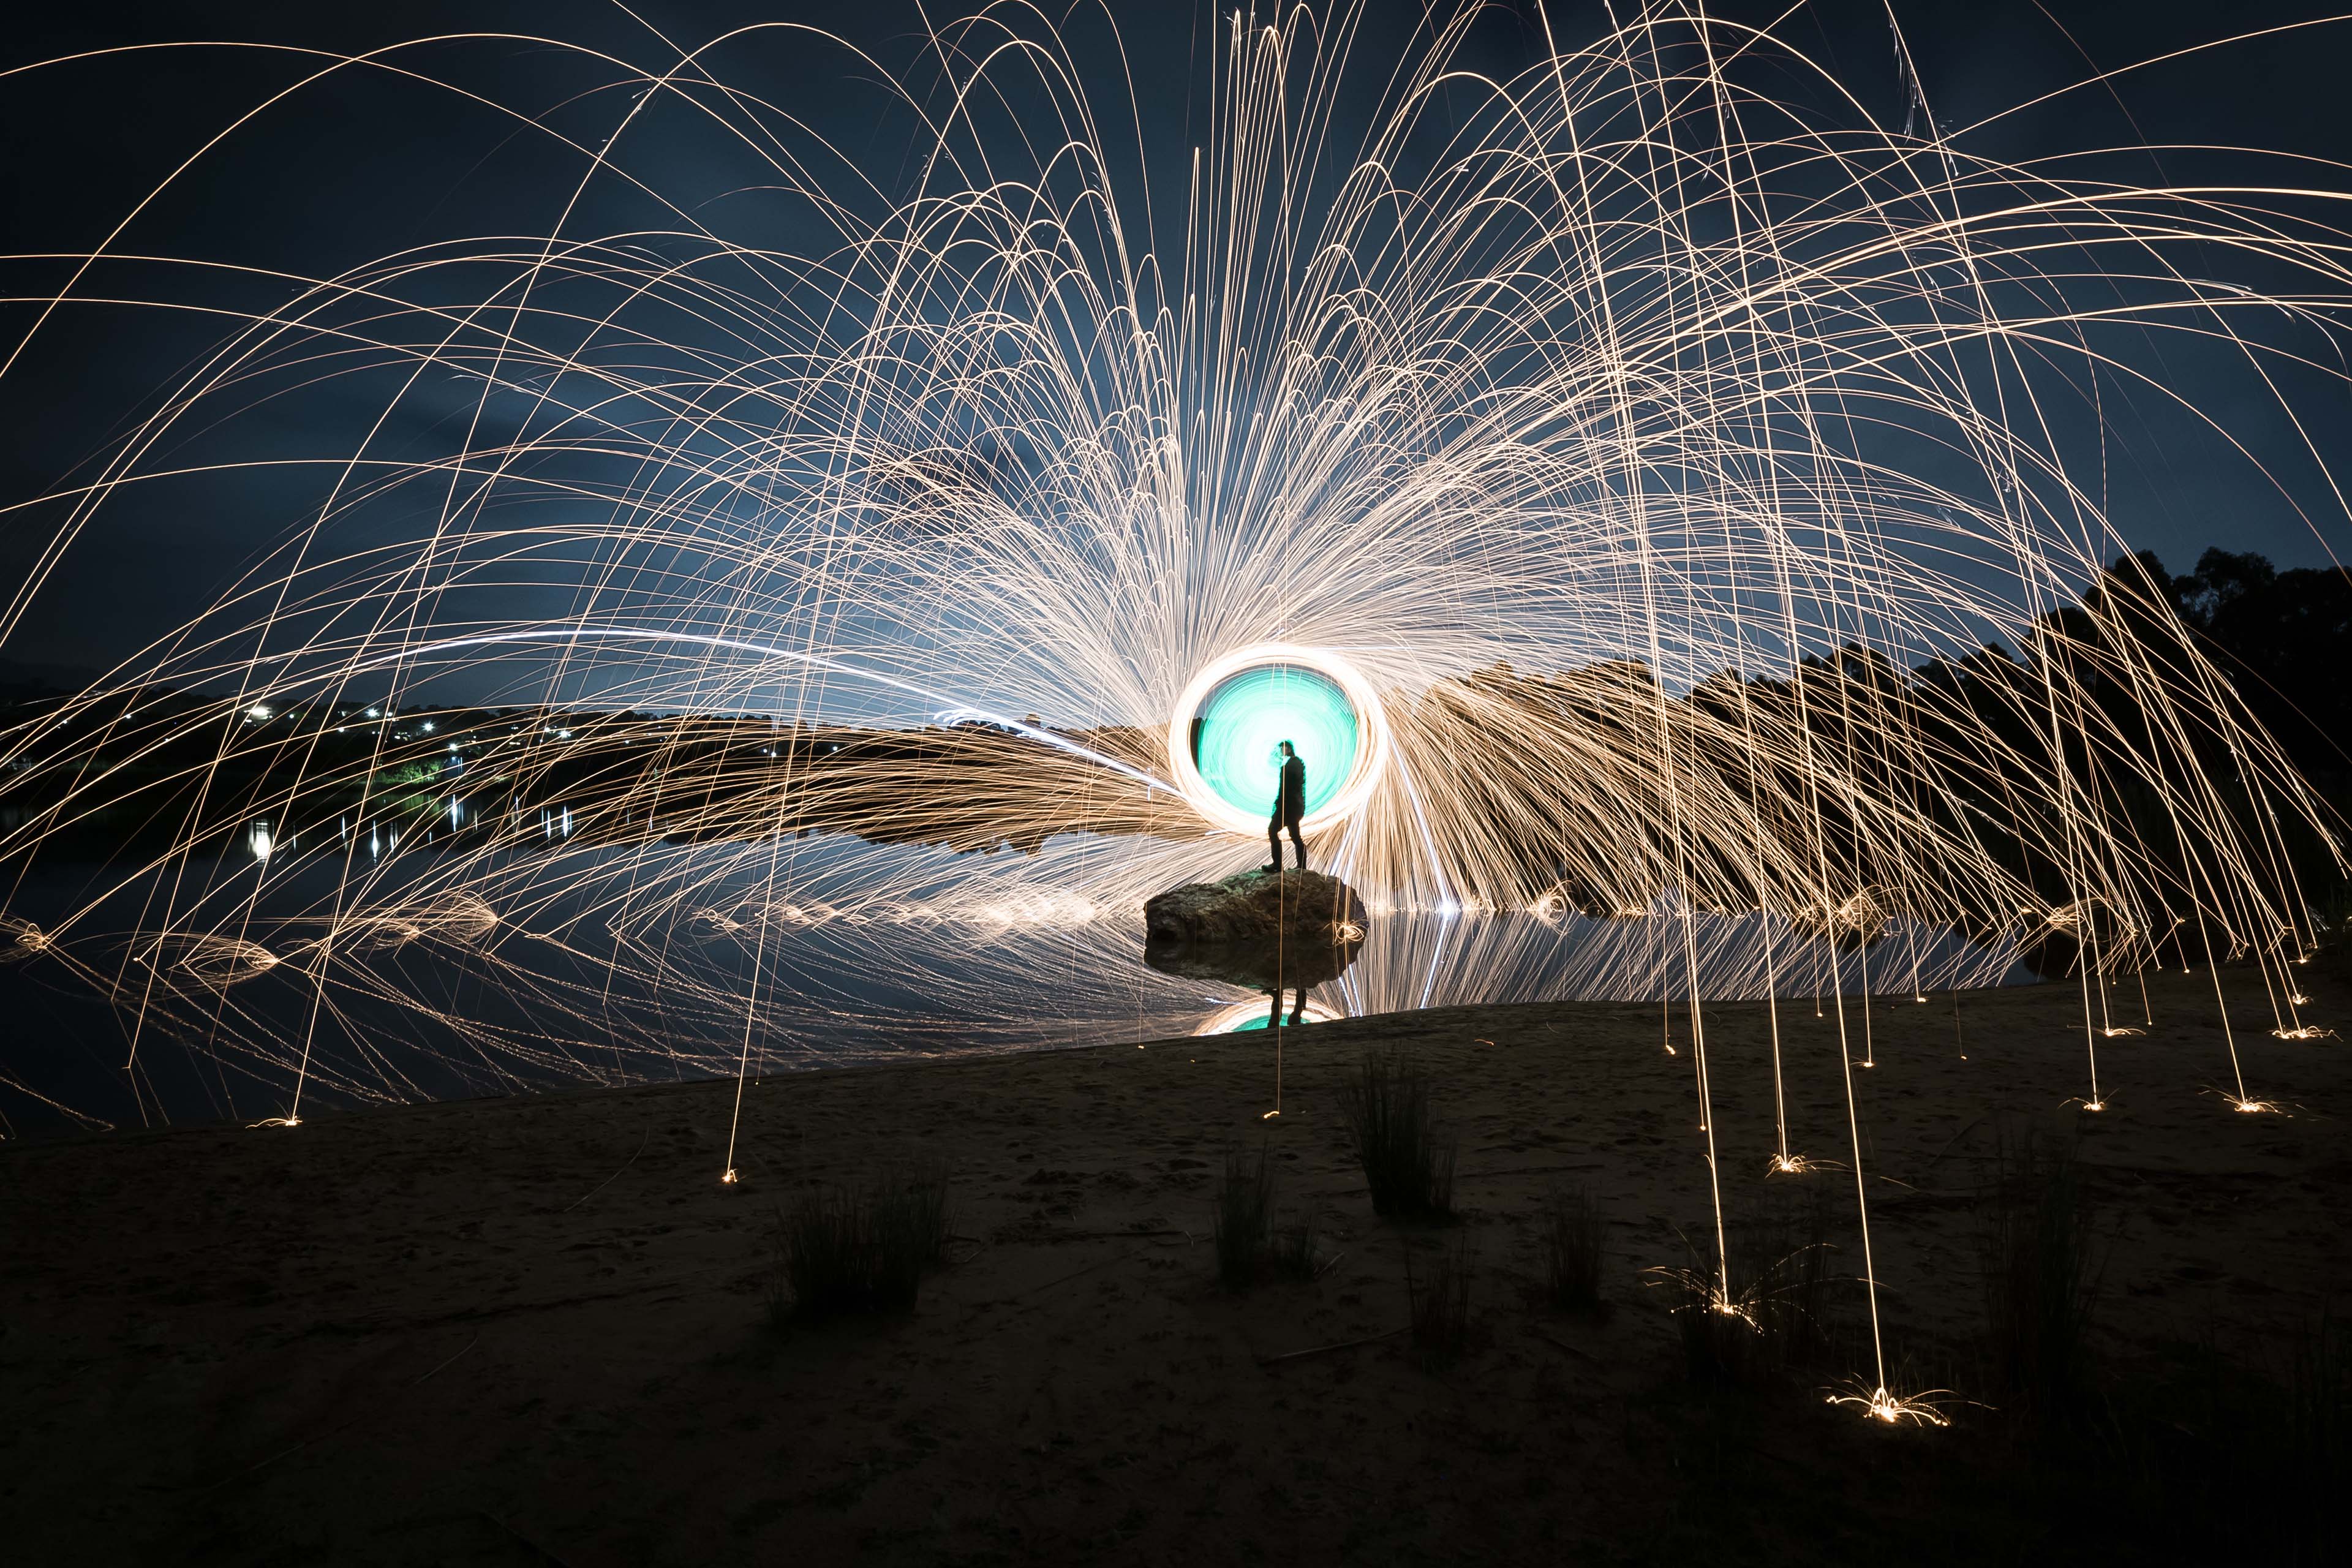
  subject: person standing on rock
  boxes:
[1265,739,1307,872]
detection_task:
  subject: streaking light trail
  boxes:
[0,2,2345,1419]
[1170,644,1389,832]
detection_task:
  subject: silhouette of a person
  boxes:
[1265,739,1306,872]
[1267,985,1308,1030]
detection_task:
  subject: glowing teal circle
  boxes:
[1188,664,1359,818]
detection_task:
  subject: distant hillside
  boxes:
[0,658,107,698]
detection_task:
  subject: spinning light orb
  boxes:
[1167,644,1390,835]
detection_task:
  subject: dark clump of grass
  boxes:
[2287,1310,2349,1501]
[1213,1144,1324,1288]
[1743,1191,1834,1375]
[2162,1312,2352,1563]
[2276,1311,2351,1564]
[1406,1234,1477,1368]
[1539,1183,1606,1313]
[771,1185,864,1325]
[768,1163,952,1326]
[1268,1212,1321,1281]
[1980,1129,2100,1426]
[1669,1189,1835,1390]
[1337,1050,1457,1219]
[2014,1312,2349,1566]
[1213,1144,1280,1289]
[1672,1268,1758,1390]
[871,1161,952,1302]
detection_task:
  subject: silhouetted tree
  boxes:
[2155,548,2352,783]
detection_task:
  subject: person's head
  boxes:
[1279,739,1295,758]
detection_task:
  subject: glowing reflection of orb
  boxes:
[1196,997,1347,1034]
[1169,644,1388,833]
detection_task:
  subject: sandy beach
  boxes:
[4,963,2347,1564]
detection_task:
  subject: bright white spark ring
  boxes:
[1167,643,1391,835]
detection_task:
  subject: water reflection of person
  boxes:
[1267,986,1308,1030]
[1264,739,1307,872]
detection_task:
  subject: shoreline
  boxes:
[2,964,2058,1149]
[4,967,2346,1562]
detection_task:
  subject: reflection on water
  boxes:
[0,818,2033,1133]
[1145,925,1362,995]
[1199,995,1343,1034]
[251,801,573,869]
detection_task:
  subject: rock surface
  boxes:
[1142,868,1366,949]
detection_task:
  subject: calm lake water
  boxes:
[0,821,2030,1134]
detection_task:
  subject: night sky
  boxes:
[1,1,2345,688]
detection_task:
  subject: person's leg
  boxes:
[1265,816,1282,872]
[1286,813,1307,870]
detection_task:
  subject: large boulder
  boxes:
[1138,870,1364,959]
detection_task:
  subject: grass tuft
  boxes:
[1213,1143,1323,1287]
[1337,1050,1456,1219]
[769,1162,951,1325]
[1406,1233,1477,1368]
[2287,1309,2349,1497]
[1667,1190,1835,1389]
[1980,1129,2099,1425]
[1268,1213,1321,1281]
[1672,1271,1758,1389]
[1213,1144,1279,1289]
[1539,1183,1606,1313]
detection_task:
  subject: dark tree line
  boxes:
[2,545,2342,893]
[1403,544,2351,924]
[2108,548,2352,785]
